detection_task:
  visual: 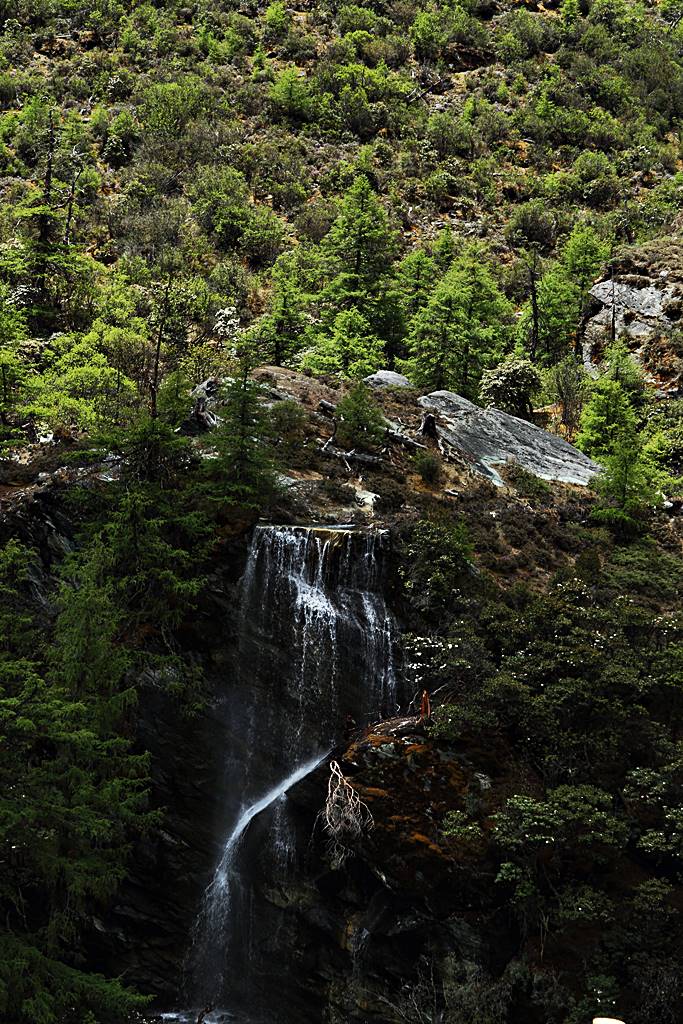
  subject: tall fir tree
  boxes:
[576,378,636,460]
[404,248,512,398]
[210,363,276,508]
[300,308,383,379]
[0,539,151,1024]
[322,175,398,330]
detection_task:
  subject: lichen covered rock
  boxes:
[418,391,600,487]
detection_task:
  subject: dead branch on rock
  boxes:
[377,956,445,1024]
[323,761,374,868]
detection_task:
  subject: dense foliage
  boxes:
[401,512,683,1024]
[0,0,682,1018]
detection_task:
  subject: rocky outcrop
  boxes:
[364,370,413,389]
[584,236,683,393]
[418,391,600,487]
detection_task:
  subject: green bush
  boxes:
[413,450,443,485]
[334,382,386,449]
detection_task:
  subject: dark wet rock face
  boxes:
[418,391,600,487]
[96,525,405,1022]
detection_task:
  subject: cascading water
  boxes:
[176,525,401,1023]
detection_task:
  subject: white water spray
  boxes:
[198,751,329,955]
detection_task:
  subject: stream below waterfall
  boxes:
[165,524,402,1023]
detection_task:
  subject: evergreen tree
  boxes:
[560,225,611,353]
[603,339,646,404]
[517,264,579,364]
[323,175,398,324]
[300,308,383,379]
[335,382,386,449]
[432,226,457,272]
[250,252,309,366]
[380,248,438,367]
[0,540,151,1024]
[592,419,667,535]
[576,378,635,460]
[404,249,512,398]
[210,364,277,508]
[595,423,664,513]
[0,284,30,430]
[392,249,438,324]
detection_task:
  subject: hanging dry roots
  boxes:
[322,761,374,868]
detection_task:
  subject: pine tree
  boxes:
[335,382,386,449]
[251,251,309,366]
[432,226,457,272]
[0,283,30,430]
[602,339,645,404]
[517,264,579,364]
[0,539,151,1024]
[392,249,438,324]
[210,364,277,508]
[323,175,398,323]
[560,225,611,354]
[592,420,666,535]
[596,424,664,512]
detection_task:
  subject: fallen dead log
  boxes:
[319,443,384,467]
[385,428,428,451]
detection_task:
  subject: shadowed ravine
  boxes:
[168,524,402,1022]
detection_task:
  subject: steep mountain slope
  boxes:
[1,0,683,1022]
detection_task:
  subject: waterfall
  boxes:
[180,525,401,1021]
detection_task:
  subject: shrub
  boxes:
[413,450,443,485]
[335,382,386,449]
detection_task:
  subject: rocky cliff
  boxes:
[584,235,683,394]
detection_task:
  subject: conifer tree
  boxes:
[404,249,512,398]
[596,423,664,513]
[211,363,276,508]
[323,175,398,323]
[0,539,150,1023]
[576,378,636,460]
[392,249,438,324]
[0,283,30,429]
[335,382,386,449]
[251,251,308,366]
[300,308,383,379]
[560,225,611,353]
[517,264,579,364]
[432,226,457,272]
[603,339,645,404]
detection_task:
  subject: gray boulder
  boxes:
[364,370,412,389]
[418,391,600,487]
